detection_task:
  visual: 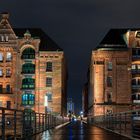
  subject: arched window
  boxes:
[22,63,35,74]
[22,78,35,89]
[22,94,35,105]
[21,48,35,59]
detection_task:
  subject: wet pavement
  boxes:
[31,121,131,140]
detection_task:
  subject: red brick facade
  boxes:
[0,13,67,116]
[89,29,140,116]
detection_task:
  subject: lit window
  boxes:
[6,84,11,93]
[22,63,35,74]
[5,36,8,42]
[47,93,52,101]
[6,52,12,61]
[138,65,140,70]
[132,65,136,70]
[0,69,3,77]
[21,48,35,59]
[136,32,140,38]
[0,53,3,62]
[22,94,35,105]
[1,36,4,42]
[46,77,52,87]
[108,62,112,71]
[22,78,35,89]
[46,62,52,72]
[107,76,112,87]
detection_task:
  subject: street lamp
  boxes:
[44,95,48,114]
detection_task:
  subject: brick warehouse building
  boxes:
[0,12,67,116]
[88,29,140,116]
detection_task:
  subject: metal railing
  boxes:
[0,107,68,140]
[88,110,140,139]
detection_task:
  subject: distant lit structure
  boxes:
[67,98,74,114]
[88,29,140,117]
[0,12,67,116]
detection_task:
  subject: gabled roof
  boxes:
[13,28,63,51]
[95,29,128,51]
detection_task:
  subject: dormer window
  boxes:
[5,36,9,42]
[6,52,12,61]
[0,35,9,42]
[136,31,140,38]
[1,36,4,42]
[0,53,3,62]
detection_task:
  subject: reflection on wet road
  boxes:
[31,121,130,140]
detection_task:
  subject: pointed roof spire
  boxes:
[24,29,31,39]
[1,12,9,19]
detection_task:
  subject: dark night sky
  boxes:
[1,0,140,114]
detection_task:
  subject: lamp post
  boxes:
[44,95,48,114]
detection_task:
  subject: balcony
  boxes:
[0,88,13,94]
[21,55,35,60]
[21,71,35,75]
[21,85,35,90]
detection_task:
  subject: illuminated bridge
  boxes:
[0,107,140,140]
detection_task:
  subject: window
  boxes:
[96,61,104,65]
[136,32,140,38]
[21,48,35,59]
[22,63,35,74]
[132,49,140,56]
[0,101,3,107]
[138,79,140,85]
[22,94,35,105]
[47,93,52,101]
[22,78,35,89]
[6,69,11,77]
[132,65,136,70]
[1,36,4,42]
[7,101,11,109]
[132,79,136,85]
[0,53,3,62]
[132,94,140,100]
[107,76,112,87]
[5,36,8,42]
[46,77,52,87]
[0,69,3,77]
[107,92,112,103]
[46,62,52,72]
[0,85,3,93]
[6,52,12,61]
[108,62,112,71]
[6,84,11,93]
[138,65,140,70]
